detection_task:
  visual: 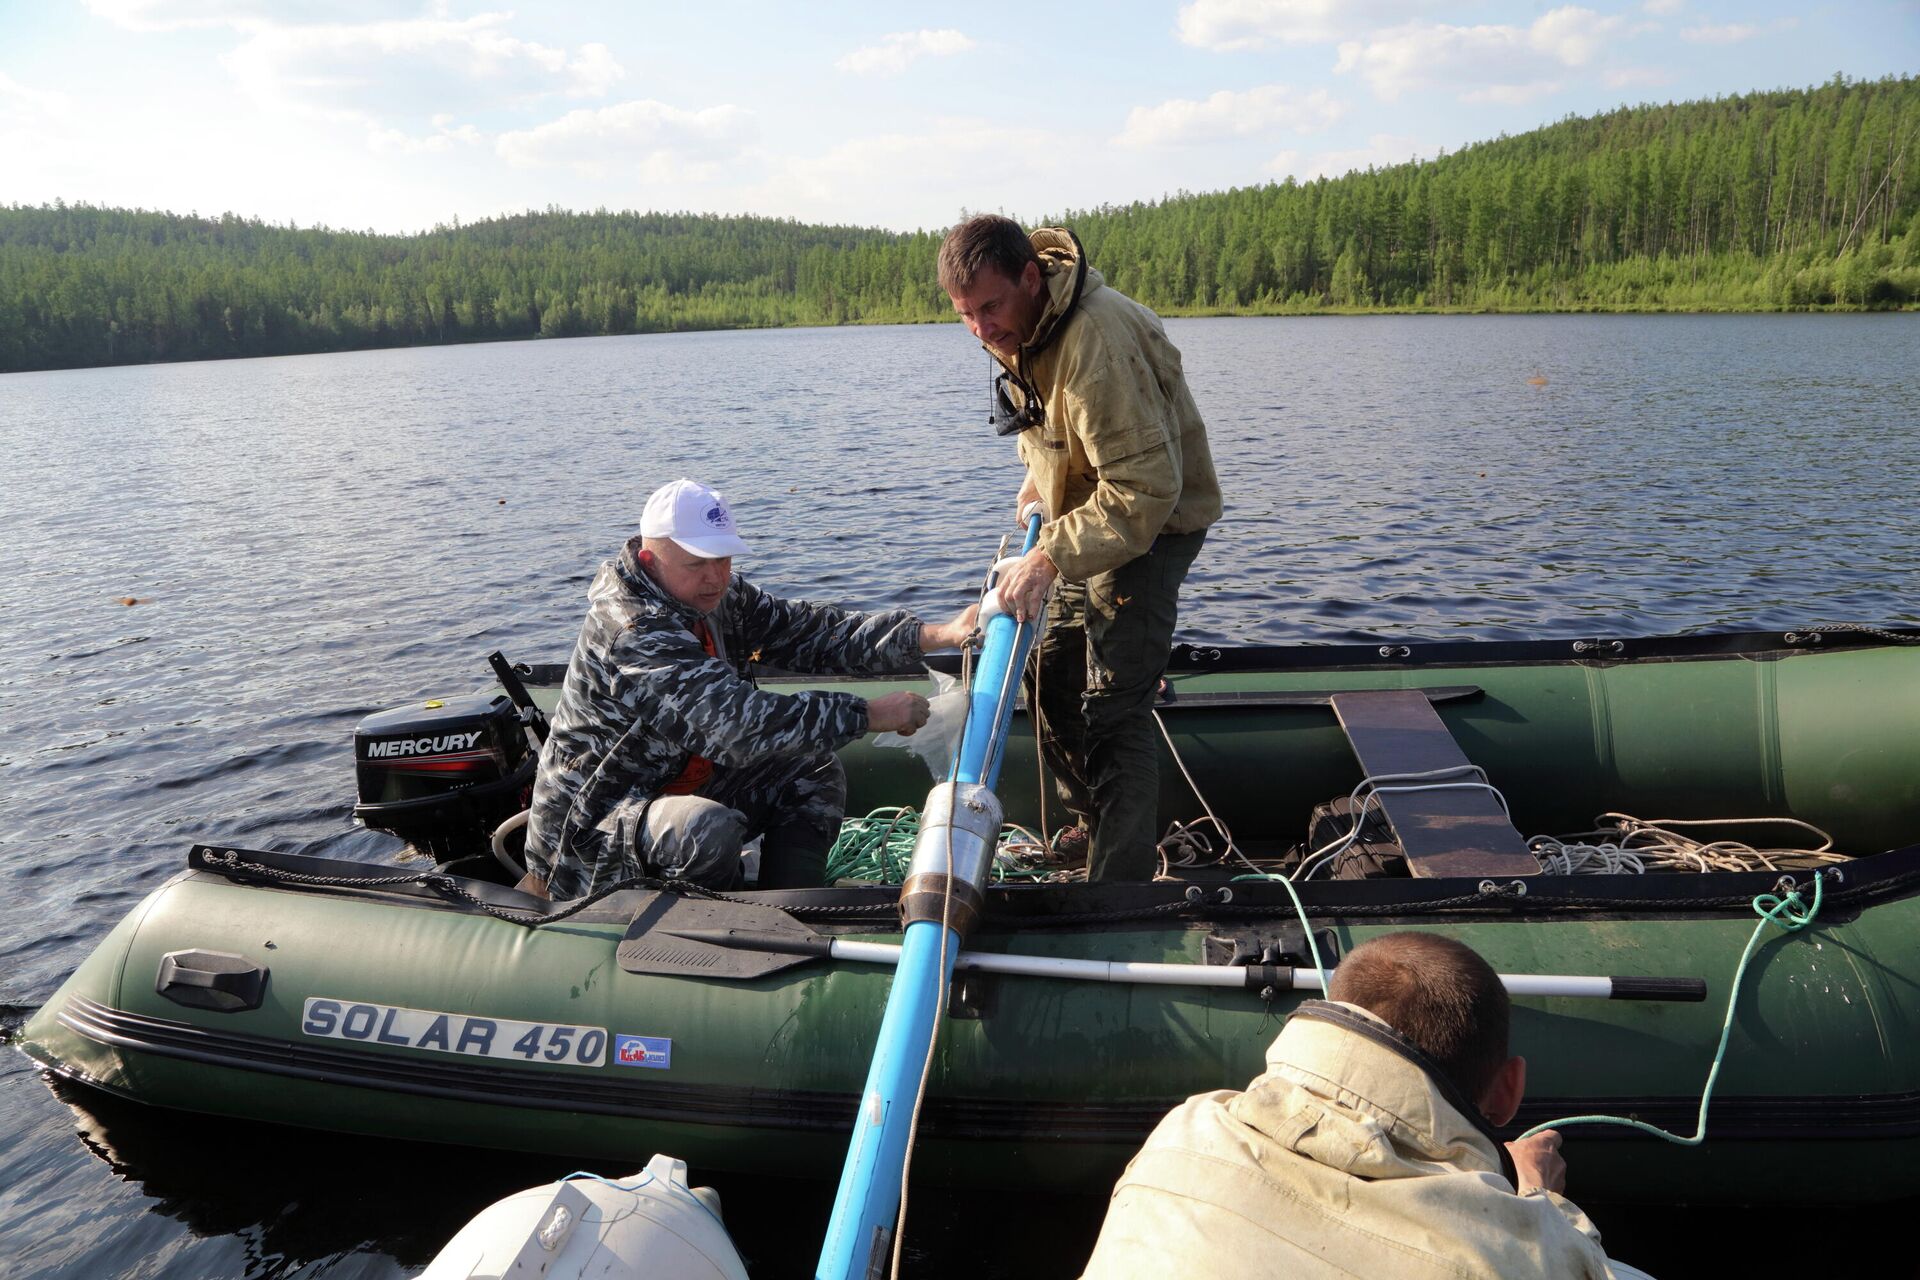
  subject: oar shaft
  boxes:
[826,939,1704,1001]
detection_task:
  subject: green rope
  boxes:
[1516,870,1827,1143]
[1230,870,1332,994]
[825,807,1056,886]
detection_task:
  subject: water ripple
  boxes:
[1,314,1916,1279]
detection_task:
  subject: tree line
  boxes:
[1,74,1913,373]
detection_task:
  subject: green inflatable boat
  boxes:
[21,626,1920,1205]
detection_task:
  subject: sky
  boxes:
[2,1,1915,235]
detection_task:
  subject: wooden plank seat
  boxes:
[1327,690,1539,879]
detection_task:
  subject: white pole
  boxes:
[828,940,1669,1000]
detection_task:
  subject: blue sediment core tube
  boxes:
[816,516,1043,1280]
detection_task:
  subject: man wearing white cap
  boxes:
[522,478,975,899]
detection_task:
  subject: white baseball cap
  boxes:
[640,478,752,559]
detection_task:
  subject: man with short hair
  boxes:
[939,215,1221,881]
[522,478,975,899]
[1079,931,1652,1279]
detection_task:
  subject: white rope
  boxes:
[1150,708,1286,881]
[1292,766,1511,881]
[1528,812,1848,875]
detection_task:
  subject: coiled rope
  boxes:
[1529,813,1847,875]
[823,808,1060,885]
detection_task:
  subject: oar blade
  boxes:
[616,891,825,980]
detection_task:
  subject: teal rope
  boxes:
[1232,870,1332,994]
[1239,864,1829,1143]
[1516,870,1827,1143]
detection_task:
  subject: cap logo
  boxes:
[704,504,730,530]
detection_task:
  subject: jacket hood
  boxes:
[1236,1000,1516,1188]
[1021,226,1101,359]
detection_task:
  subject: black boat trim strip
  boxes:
[513,627,1920,688]
[184,842,1920,930]
[52,995,1920,1144]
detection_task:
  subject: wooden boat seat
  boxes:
[1327,690,1539,879]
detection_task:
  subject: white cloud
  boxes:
[1681,18,1796,43]
[1116,84,1345,149]
[565,44,625,98]
[221,14,624,128]
[368,120,485,156]
[1642,0,1683,13]
[1529,7,1618,65]
[748,117,1061,229]
[1606,66,1673,89]
[0,72,71,115]
[835,29,975,76]
[1335,7,1622,101]
[495,99,756,181]
[1270,133,1428,180]
[1175,0,1440,51]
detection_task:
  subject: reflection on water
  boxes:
[1,314,1915,1277]
[19,1075,1098,1279]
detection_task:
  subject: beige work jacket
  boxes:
[1001,228,1221,583]
[1080,1003,1642,1280]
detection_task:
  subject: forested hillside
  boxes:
[2,74,1913,373]
[1078,74,1919,312]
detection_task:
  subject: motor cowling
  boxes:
[352,692,534,861]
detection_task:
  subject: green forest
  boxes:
[2,74,1914,374]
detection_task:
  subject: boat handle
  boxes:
[156,949,270,1013]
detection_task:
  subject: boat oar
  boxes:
[661,926,1707,1001]
[815,516,1044,1280]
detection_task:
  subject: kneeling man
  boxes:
[1080,932,1652,1279]
[522,478,974,899]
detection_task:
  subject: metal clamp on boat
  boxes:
[899,781,1004,937]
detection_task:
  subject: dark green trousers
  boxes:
[1027,530,1205,881]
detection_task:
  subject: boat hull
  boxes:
[24,627,1920,1203]
[24,846,1920,1203]
[808,633,1920,854]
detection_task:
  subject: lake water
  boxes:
[2,314,1916,1277]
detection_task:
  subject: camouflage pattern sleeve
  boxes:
[617,623,871,766]
[728,577,926,676]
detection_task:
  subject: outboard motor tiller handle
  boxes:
[487,651,551,746]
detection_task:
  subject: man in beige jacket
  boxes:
[940,215,1221,880]
[1079,932,1654,1279]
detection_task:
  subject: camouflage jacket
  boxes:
[523,539,927,897]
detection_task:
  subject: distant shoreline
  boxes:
[10,305,1915,378]
[7,74,1915,374]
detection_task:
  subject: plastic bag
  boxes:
[872,667,967,780]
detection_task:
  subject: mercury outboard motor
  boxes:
[352,691,536,861]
